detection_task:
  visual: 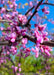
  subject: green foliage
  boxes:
[0,64,13,75]
[4,23,10,28]
[0,54,54,74]
[15,55,45,73]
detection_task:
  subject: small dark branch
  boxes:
[0,7,12,12]
[3,64,12,69]
[23,33,36,43]
[24,33,54,47]
[0,41,9,45]
[50,63,54,66]
[0,36,23,46]
[6,9,12,12]
[16,36,23,41]
[25,6,35,15]
[0,20,12,23]
[43,3,54,6]
[7,55,16,75]
[25,0,43,25]
[2,29,10,31]
[0,47,2,56]
[51,55,54,58]
[41,41,54,47]
[8,55,15,66]
[0,33,54,47]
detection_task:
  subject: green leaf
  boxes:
[4,23,10,28]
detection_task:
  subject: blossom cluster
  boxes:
[12,63,21,75]
[0,0,52,60]
[0,0,53,74]
[31,23,52,58]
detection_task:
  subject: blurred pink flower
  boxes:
[45,49,51,56]
[29,1,33,7]
[17,73,20,75]
[19,68,21,72]
[38,24,47,31]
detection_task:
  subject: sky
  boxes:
[15,0,54,53]
[0,0,54,59]
[0,0,54,47]
[0,0,54,48]
[0,0,54,34]
[16,0,54,32]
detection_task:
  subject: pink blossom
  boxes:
[26,48,31,52]
[34,24,38,27]
[1,1,4,4]
[17,73,20,75]
[9,5,13,8]
[32,47,39,58]
[7,51,10,55]
[8,32,16,43]
[11,38,15,42]
[11,33,16,38]
[35,47,39,58]
[0,27,4,30]
[1,60,3,63]
[31,48,36,52]
[45,11,49,14]
[37,36,43,43]
[14,67,18,72]
[42,7,49,14]
[28,11,32,16]
[10,46,17,55]
[42,8,46,12]
[6,14,11,19]
[51,21,54,24]
[11,46,17,51]
[42,31,48,38]
[22,38,27,44]
[1,7,6,13]
[18,14,27,24]
[11,65,14,69]
[40,47,44,53]
[44,37,49,41]
[22,38,27,48]
[19,68,21,72]
[2,32,6,35]
[18,63,21,67]
[45,46,52,51]
[38,24,47,31]
[0,16,2,20]
[29,1,33,7]
[34,29,40,37]
[45,49,51,56]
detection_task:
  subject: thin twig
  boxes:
[0,20,12,23]
[43,3,54,6]
[25,6,34,15]
[0,33,54,47]
[25,0,43,26]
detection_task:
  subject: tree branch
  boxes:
[41,41,54,47]
[43,3,54,6]
[8,55,15,66]
[0,41,9,45]
[25,0,43,26]
[0,33,54,47]
[0,20,12,23]
[25,6,35,15]
[7,55,16,75]
[3,64,12,69]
